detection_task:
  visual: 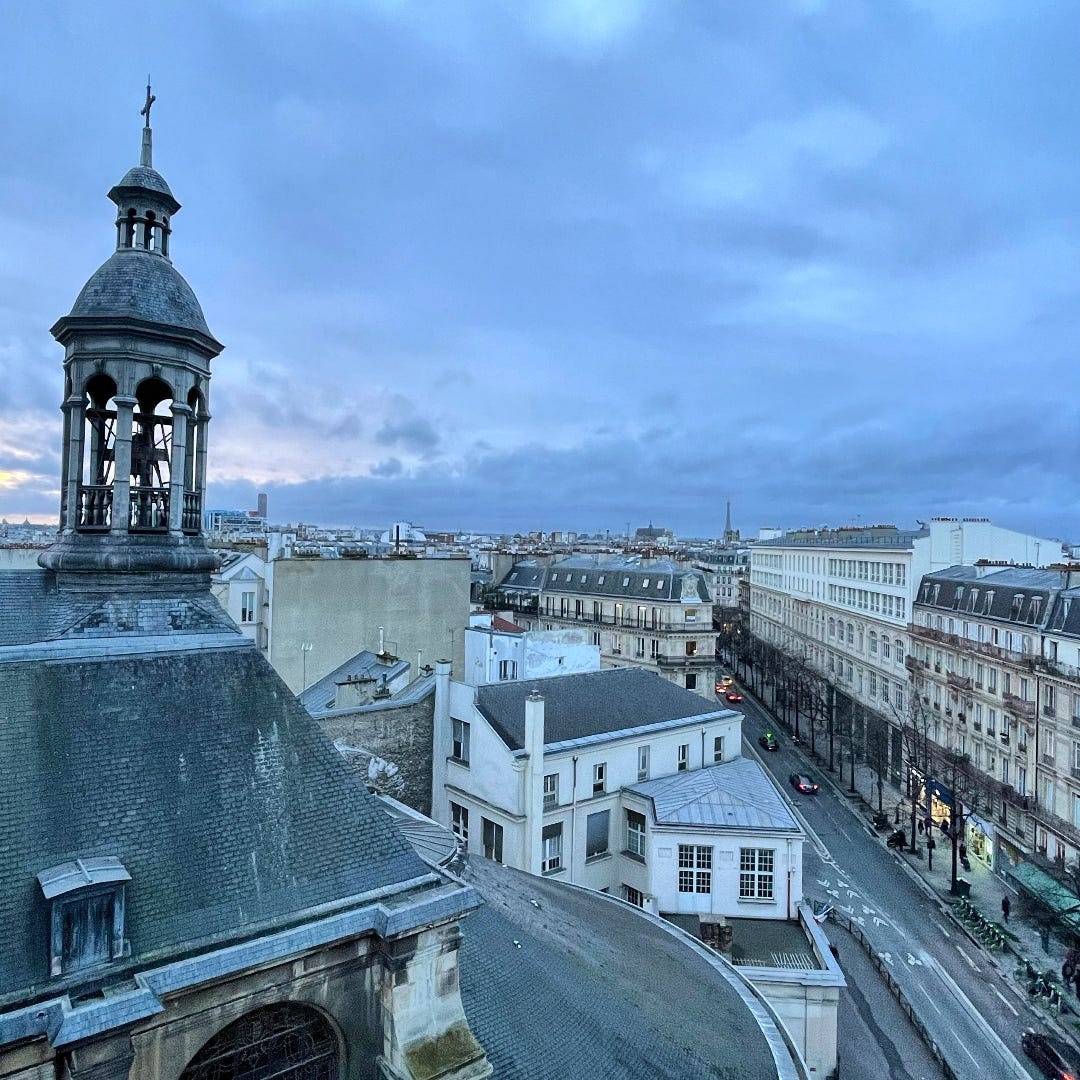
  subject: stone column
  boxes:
[109,396,137,534]
[168,402,192,534]
[194,406,211,506]
[60,394,83,532]
[377,925,491,1080]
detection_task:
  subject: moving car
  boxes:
[725,690,744,703]
[789,773,819,795]
[758,732,778,752]
[1021,1030,1078,1079]
[717,675,735,690]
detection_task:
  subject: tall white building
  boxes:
[749,518,1067,775]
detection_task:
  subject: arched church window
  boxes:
[144,210,156,250]
[161,215,169,256]
[125,208,137,247]
[180,1004,339,1080]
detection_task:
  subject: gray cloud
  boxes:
[2,1,1078,538]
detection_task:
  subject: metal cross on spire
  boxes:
[140,79,156,127]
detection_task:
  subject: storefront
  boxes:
[964,811,995,871]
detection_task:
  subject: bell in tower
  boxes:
[39,86,223,588]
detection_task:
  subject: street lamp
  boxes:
[300,641,313,691]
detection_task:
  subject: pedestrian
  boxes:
[959,842,967,861]
[918,819,924,835]
[1001,895,1011,923]
[1073,969,1080,998]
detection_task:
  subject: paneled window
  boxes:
[240,590,256,623]
[678,845,712,894]
[637,745,650,781]
[677,744,689,772]
[450,801,469,846]
[625,809,646,858]
[713,735,725,763]
[739,848,774,900]
[541,822,563,873]
[593,762,606,795]
[543,773,558,809]
[451,718,470,764]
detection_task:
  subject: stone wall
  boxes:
[319,689,435,816]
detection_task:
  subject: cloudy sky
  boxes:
[2,1,1078,540]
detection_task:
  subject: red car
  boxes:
[725,690,743,703]
[790,773,819,795]
[1021,1030,1078,1080]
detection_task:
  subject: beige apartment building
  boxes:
[495,555,717,697]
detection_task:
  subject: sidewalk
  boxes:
[752,688,1080,1044]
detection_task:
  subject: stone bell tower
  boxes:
[39,84,223,587]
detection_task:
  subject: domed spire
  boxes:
[40,89,223,586]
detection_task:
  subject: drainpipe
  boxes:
[571,755,579,882]
[431,660,453,826]
[523,690,545,876]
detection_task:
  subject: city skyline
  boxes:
[2,2,1078,540]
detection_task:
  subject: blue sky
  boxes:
[2,1,1078,539]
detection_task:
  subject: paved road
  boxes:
[735,693,1047,1080]
[831,922,942,1080]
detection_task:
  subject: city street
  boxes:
[736,691,1049,1080]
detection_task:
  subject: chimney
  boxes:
[523,690,545,877]
[430,660,453,826]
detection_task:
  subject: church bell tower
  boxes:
[40,86,223,587]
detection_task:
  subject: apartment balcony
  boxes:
[911,625,961,647]
[904,655,920,672]
[1031,803,1080,853]
[655,654,716,668]
[1001,731,1010,745]
[1002,692,1036,719]
[1042,704,1057,719]
[946,671,972,692]
[1035,655,1080,680]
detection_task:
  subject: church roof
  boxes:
[110,164,176,201]
[65,249,213,339]
[0,574,431,1003]
[458,857,791,1079]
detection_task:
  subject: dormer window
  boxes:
[1010,594,1024,620]
[38,857,130,976]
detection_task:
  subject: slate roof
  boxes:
[0,579,430,1003]
[914,565,1061,627]
[540,555,711,603]
[65,250,214,339]
[0,570,236,647]
[458,857,789,1080]
[298,649,410,714]
[1046,587,1080,638]
[110,164,176,201]
[474,667,724,751]
[627,758,803,833]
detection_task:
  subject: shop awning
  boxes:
[1007,862,1080,930]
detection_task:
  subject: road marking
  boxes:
[906,952,923,966]
[933,920,951,939]
[879,951,893,965]
[958,1040,980,1066]
[872,916,891,928]
[918,985,942,1014]
[955,944,980,972]
[992,986,1019,1017]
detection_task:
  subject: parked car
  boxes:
[789,773,819,795]
[758,732,778,752]
[1021,1030,1078,1079]
[725,690,744,703]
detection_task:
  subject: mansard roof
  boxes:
[474,667,725,751]
[0,573,429,1003]
[538,556,710,603]
[914,565,1060,626]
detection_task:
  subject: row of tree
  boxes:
[715,610,1016,896]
